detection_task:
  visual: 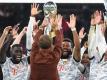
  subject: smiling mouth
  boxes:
[16,56,21,60]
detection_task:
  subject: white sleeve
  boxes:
[26,17,35,53]
[78,63,85,73]
[81,46,86,59]
[88,26,96,58]
[95,24,107,60]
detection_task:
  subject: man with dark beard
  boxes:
[61,38,73,59]
[57,14,81,80]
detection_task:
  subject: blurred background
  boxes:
[0,3,105,34]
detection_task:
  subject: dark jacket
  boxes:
[30,29,62,80]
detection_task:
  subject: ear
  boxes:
[20,46,24,55]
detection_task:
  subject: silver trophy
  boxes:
[43,1,57,38]
[43,1,57,18]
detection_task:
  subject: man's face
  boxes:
[81,53,90,65]
[11,46,22,63]
[61,41,72,59]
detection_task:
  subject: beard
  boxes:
[61,51,72,59]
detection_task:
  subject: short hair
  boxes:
[63,38,74,48]
[39,35,52,49]
[11,44,22,49]
[10,44,23,54]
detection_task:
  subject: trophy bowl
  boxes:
[43,1,57,38]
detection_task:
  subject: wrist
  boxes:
[2,32,8,37]
[71,27,76,31]
[31,15,35,17]
[56,26,61,30]
[79,38,82,42]
[39,26,44,30]
[58,25,62,30]
[90,25,95,27]
[31,13,36,17]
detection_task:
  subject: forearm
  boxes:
[81,46,87,59]
[0,45,7,64]
[31,29,43,58]
[27,16,35,31]
[33,29,43,42]
[88,25,96,45]
[32,29,43,50]
[72,29,80,61]
[96,24,107,59]
[0,51,6,64]
[12,31,25,46]
[0,33,7,49]
[0,35,13,63]
[88,25,96,58]
[54,30,63,47]
[53,30,63,60]
[78,63,85,73]
[26,16,35,51]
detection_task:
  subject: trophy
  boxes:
[43,1,57,38]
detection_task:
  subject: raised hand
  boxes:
[94,10,102,24]
[50,14,63,30]
[91,14,95,26]
[31,3,42,16]
[41,18,49,28]
[67,14,76,30]
[79,27,86,39]
[10,24,19,38]
[91,10,102,25]
[57,14,63,30]
[32,20,40,37]
[22,27,27,34]
[3,26,12,36]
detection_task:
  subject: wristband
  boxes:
[71,27,76,31]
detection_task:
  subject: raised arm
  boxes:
[31,29,43,53]
[0,26,12,49]
[11,27,27,46]
[88,11,107,61]
[0,34,13,64]
[53,15,63,47]
[52,15,63,60]
[88,11,99,59]
[79,27,86,42]
[95,24,107,61]
[0,26,12,63]
[26,3,41,52]
[67,14,80,62]
[79,27,87,59]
